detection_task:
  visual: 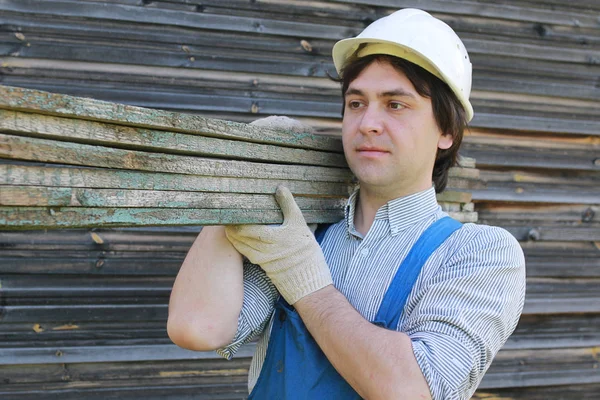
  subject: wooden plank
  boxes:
[0,38,335,79]
[525,257,600,278]
[0,134,353,183]
[0,206,346,228]
[0,85,343,152]
[0,256,183,275]
[472,185,599,205]
[521,241,600,278]
[505,313,600,350]
[19,233,195,247]
[0,304,167,323]
[0,320,170,344]
[474,73,600,101]
[522,278,600,314]
[330,0,600,28]
[0,58,341,96]
[0,360,251,392]
[474,383,600,400]
[7,239,599,278]
[0,228,198,250]
[501,225,600,242]
[480,347,600,388]
[0,110,347,167]
[0,385,250,400]
[0,186,347,209]
[472,53,600,81]
[476,204,600,241]
[1,274,167,293]
[0,164,353,197]
[447,211,478,223]
[435,191,472,204]
[519,0,600,11]
[477,204,600,225]
[471,112,600,136]
[0,0,355,39]
[1,345,599,397]
[463,37,600,64]
[462,139,600,171]
[442,14,600,46]
[0,343,254,365]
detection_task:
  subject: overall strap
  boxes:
[374,216,462,329]
[314,223,332,245]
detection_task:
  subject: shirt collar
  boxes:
[345,186,440,237]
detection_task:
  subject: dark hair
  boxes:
[336,52,468,193]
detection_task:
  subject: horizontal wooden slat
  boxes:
[3,239,598,277]
[0,134,353,183]
[0,227,198,249]
[480,346,600,388]
[0,0,356,39]
[476,204,600,241]
[0,206,346,228]
[1,344,598,397]
[2,275,597,318]
[521,241,600,278]
[0,343,255,365]
[0,110,347,167]
[0,255,183,275]
[0,186,347,209]
[473,383,600,400]
[522,277,600,314]
[0,385,250,400]
[331,0,600,27]
[0,163,353,197]
[0,85,343,152]
[462,140,600,172]
[505,313,600,350]
[0,304,167,323]
[477,204,599,225]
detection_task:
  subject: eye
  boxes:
[389,102,405,110]
[347,100,363,110]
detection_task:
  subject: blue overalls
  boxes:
[248,217,462,399]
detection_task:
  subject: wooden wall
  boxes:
[1,0,599,398]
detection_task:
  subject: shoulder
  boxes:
[448,222,525,265]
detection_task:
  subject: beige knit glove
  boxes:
[225,186,333,304]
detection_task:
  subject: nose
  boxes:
[358,104,383,136]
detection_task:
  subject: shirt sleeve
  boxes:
[216,258,279,360]
[402,225,526,400]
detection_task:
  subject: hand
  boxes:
[225,186,333,304]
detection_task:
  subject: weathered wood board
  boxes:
[0,85,481,228]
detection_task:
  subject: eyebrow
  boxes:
[345,88,417,100]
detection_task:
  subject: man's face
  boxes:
[341,59,453,198]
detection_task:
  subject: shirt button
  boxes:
[360,247,370,256]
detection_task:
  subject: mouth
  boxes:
[356,146,389,157]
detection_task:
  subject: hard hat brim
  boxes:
[332,37,474,122]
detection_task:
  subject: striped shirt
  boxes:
[217,186,526,400]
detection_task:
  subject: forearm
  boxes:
[168,226,244,350]
[295,286,432,400]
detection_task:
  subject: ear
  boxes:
[437,133,453,150]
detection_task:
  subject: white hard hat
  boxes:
[332,8,474,122]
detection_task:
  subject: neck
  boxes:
[353,183,432,236]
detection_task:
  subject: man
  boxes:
[168,8,526,400]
